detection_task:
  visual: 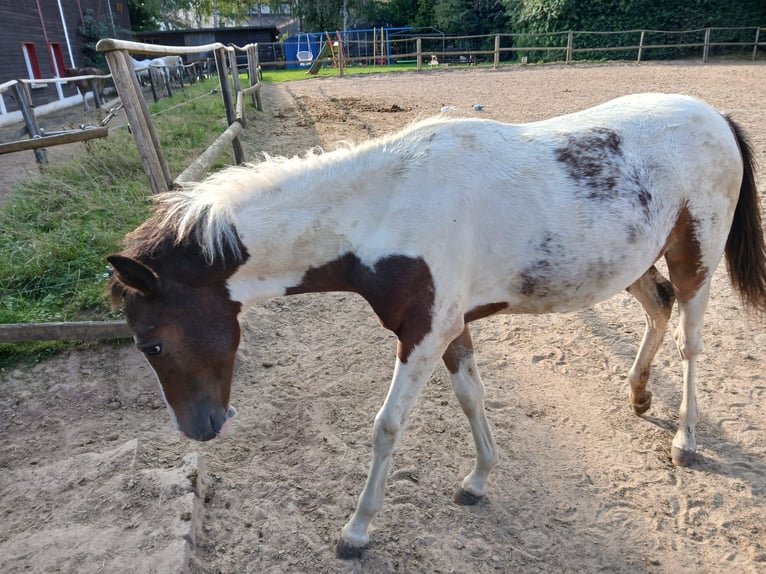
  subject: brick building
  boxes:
[0,0,131,120]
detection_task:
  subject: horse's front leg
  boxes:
[336,336,443,558]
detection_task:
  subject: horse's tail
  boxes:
[724,116,766,314]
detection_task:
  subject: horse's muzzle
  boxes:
[180,405,237,441]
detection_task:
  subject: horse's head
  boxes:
[107,200,248,441]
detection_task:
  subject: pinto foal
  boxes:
[108,93,766,557]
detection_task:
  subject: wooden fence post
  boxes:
[703,27,711,62]
[336,32,345,77]
[12,81,47,164]
[105,49,171,194]
[147,66,160,102]
[247,44,263,111]
[228,47,242,95]
[253,45,263,111]
[566,31,574,64]
[416,38,422,72]
[214,47,245,165]
[753,28,761,61]
[494,35,500,69]
[637,30,645,63]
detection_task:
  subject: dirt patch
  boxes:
[2,62,766,573]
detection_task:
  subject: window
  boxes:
[49,43,65,76]
[21,42,45,88]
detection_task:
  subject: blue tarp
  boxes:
[284,34,323,70]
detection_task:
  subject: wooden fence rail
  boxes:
[253,25,766,71]
[1,39,263,344]
[0,74,113,163]
[3,25,762,344]
[0,321,131,343]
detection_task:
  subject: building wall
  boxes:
[134,27,280,64]
[0,0,131,114]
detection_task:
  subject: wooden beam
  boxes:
[175,121,243,184]
[105,49,171,194]
[0,127,108,155]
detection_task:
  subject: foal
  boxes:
[64,67,107,110]
[108,93,766,557]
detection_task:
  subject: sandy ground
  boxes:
[2,62,766,573]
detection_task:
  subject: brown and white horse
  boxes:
[64,66,108,110]
[108,93,766,557]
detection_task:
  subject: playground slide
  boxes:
[306,41,334,75]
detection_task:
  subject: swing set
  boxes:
[291,27,409,74]
[296,34,313,66]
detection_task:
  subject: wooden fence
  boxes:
[255,25,766,72]
[0,74,112,164]
[1,39,263,344]
[96,38,263,196]
[3,24,764,345]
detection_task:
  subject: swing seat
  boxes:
[297,50,313,66]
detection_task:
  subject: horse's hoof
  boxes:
[335,539,365,559]
[630,391,652,416]
[454,487,483,506]
[671,446,695,467]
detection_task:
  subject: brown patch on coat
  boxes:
[663,204,707,303]
[517,260,552,297]
[286,253,435,363]
[464,302,509,323]
[443,325,474,374]
[556,127,622,198]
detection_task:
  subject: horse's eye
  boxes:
[140,344,163,356]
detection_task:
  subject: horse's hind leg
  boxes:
[625,266,676,415]
[442,325,499,505]
[668,280,711,466]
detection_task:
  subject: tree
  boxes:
[79,9,132,67]
[433,0,507,35]
[503,0,766,34]
[128,0,260,31]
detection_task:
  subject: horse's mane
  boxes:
[122,186,242,266]
[120,146,342,266]
[115,117,454,284]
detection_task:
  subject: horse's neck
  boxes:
[229,154,373,306]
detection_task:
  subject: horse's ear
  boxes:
[107,255,159,296]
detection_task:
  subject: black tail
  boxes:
[724,116,766,314]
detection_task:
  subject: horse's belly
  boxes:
[478,250,659,315]
[507,281,628,314]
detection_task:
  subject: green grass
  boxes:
[260,62,424,83]
[259,59,506,83]
[0,78,231,369]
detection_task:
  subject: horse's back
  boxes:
[387,94,743,313]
